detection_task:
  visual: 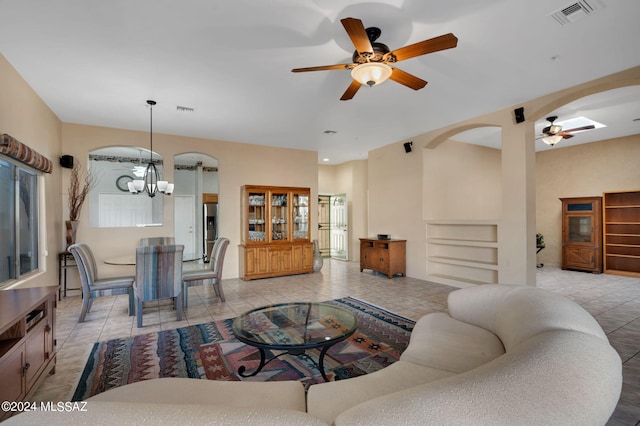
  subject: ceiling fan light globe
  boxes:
[549,124,562,134]
[542,134,563,146]
[351,63,392,87]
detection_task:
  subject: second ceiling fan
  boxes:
[292,17,458,101]
[536,116,596,146]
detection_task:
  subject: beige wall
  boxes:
[536,134,640,267]
[423,140,502,220]
[318,164,337,192]
[61,123,318,280]
[318,160,368,261]
[368,140,424,277]
[0,54,63,289]
[367,138,502,281]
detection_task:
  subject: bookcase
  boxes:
[603,191,640,277]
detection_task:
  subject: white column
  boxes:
[498,120,537,286]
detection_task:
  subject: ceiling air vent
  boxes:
[549,0,603,25]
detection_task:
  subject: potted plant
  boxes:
[66,162,93,248]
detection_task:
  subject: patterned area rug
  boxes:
[72,297,414,401]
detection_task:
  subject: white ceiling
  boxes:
[1,0,639,164]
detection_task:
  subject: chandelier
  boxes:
[127,100,174,197]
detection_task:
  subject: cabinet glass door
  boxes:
[568,216,592,243]
[271,192,288,241]
[293,192,309,240]
[247,191,266,242]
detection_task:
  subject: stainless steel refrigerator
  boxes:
[203,203,217,262]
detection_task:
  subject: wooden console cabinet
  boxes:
[240,185,313,280]
[0,286,57,420]
[360,238,406,278]
[560,197,602,273]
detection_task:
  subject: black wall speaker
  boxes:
[514,107,525,123]
[60,155,74,169]
[403,141,413,153]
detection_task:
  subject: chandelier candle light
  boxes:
[128,100,174,197]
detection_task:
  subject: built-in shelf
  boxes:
[603,191,640,278]
[426,220,499,287]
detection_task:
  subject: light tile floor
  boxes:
[32,260,640,425]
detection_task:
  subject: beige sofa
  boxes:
[7,285,621,425]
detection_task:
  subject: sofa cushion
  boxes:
[448,284,608,351]
[3,401,328,426]
[400,312,505,373]
[307,359,454,424]
[88,377,307,412]
[334,330,622,426]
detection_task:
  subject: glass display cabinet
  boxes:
[292,191,309,240]
[560,196,602,273]
[240,185,313,280]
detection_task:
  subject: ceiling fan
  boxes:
[291,17,458,101]
[536,116,595,146]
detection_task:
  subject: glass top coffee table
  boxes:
[232,302,358,381]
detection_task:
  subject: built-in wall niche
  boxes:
[173,153,219,261]
[88,146,164,228]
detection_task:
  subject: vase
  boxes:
[65,220,79,249]
[312,239,323,272]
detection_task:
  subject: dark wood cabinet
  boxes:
[560,197,602,273]
[360,238,406,278]
[603,191,640,277]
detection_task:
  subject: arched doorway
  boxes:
[173,153,219,261]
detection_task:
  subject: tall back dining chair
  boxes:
[68,243,135,322]
[139,237,175,246]
[134,244,184,327]
[182,237,229,308]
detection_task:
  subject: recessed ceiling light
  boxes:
[323,158,330,162]
[323,130,337,134]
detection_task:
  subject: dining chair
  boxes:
[68,243,135,322]
[182,237,229,308]
[139,237,175,246]
[134,244,184,327]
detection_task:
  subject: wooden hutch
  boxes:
[239,185,313,280]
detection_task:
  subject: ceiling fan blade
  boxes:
[560,133,575,139]
[390,33,458,62]
[340,80,362,101]
[562,125,596,133]
[291,64,351,73]
[389,67,428,90]
[341,17,373,54]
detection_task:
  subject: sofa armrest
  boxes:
[400,312,505,373]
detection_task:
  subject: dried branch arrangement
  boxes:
[68,163,94,221]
